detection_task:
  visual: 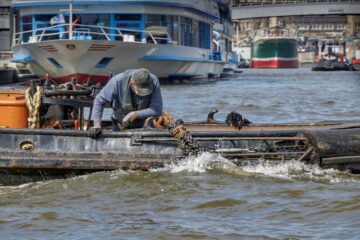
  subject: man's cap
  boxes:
[130,68,153,96]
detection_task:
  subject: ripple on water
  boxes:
[193,198,247,209]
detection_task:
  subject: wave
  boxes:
[155,152,360,184]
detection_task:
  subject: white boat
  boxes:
[11,0,228,83]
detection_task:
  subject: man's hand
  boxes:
[122,111,138,126]
[88,127,102,139]
[89,120,102,138]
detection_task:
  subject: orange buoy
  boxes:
[0,90,29,128]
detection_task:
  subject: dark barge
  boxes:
[0,122,360,185]
[1,80,360,185]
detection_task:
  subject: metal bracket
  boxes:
[130,135,143,146]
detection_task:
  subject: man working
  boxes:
[89,68,163,137]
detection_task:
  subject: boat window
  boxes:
[117,23,140,29]
[35,15,54,21]
[181,17,193,47]
[145,15,169,44]
[168,16,179,44]
[20,15,32,43]
[95,57,113,68]
[113,14,144,42]
[199,22,211,49]
[115,14,142,21]
[48,58,63,68]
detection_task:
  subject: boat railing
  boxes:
[13,23,173,46]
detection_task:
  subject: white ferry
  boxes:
[11,0,229,83]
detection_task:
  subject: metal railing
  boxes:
[254,28,298,40]
[0,50,13,60]
[13,23,173,46]
[232,0,360,7]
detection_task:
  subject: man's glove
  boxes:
[89,120,102,138]
[123,111,137,125]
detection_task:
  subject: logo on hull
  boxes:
[66,44,76,50]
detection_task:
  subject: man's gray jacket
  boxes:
[91,70,163,122]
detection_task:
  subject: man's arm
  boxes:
[91,74,122,124]
[135,75,163,119]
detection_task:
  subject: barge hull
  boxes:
[0,124,360,184]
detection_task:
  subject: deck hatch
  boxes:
[95,57,113,68]
[47,58,63,68]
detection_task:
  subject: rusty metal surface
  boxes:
[184,122,360,132]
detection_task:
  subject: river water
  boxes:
[1,68,360,239]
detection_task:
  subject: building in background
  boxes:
[231,0,360,65]
[0,0,13,65]
[231,0,360,41]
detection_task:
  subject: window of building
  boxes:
[311,24,322,31]
[323,24,334,30]
[336,24,345,30]
[298,23,309,30]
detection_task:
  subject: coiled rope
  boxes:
[25,86,42,128]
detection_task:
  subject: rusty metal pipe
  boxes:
[44,89,92,97]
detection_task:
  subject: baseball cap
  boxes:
[130,68,153,96]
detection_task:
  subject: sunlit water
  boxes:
[1,68,360,239]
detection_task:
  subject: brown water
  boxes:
[0,68,360,239]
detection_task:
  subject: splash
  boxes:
[154,152,360,184]
[152,152,235,173]
[241,160,360,183]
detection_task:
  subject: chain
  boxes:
[153,112,202,156]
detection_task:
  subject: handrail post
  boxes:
[69,1,73,40]
[149,32,157,44]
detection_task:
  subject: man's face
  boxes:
[130,80,139,96]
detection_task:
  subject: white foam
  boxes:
[153,152,360,183]
[241,160,360,183]
[153,152,234,173]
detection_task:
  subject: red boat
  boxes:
[352,59,360,71]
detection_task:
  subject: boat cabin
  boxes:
[12,0,217,51]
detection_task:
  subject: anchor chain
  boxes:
[225,111,251,129]
[25,86,42,129]
[153,112,202,156]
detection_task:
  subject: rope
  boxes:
[25,86,42,128]
[152,112,174,129]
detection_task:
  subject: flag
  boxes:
[50,13,65,25]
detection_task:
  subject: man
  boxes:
[89,68,163,138]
